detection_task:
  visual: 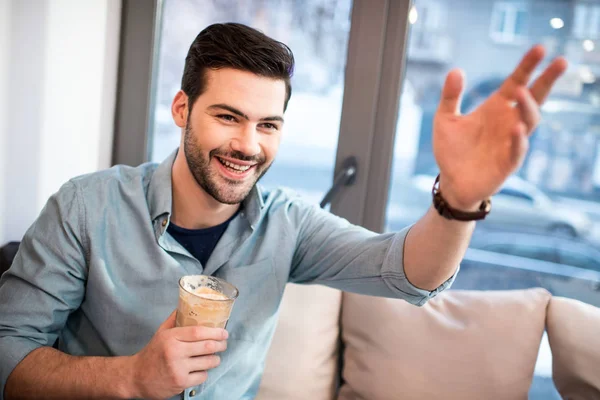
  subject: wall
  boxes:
[0,0,122,245]
[0,0,10,245]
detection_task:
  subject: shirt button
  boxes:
[190,390,197,396]
[162,219,167,227]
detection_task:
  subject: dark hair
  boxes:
[181,23,295,112]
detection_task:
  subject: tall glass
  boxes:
[176,275,239,328]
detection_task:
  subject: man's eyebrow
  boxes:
[260,115,285,123]
[208,103,284,123]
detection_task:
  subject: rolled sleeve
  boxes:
[381,227,459,306]
[0,337,45,397]
[0,181,87,398]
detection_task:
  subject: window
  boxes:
[573,2,600,39]
[407,0,451,63]
[387,1,600,396]
[410,0,445,49]
[490,2,529,44]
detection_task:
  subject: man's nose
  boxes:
[230,125,261,157]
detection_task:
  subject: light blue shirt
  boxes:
[0,150,457,399]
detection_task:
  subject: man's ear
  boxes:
[171,90,189,128]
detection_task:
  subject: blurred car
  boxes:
[453,232,600,307]
[469,231,600,273]
[386,174,594,238]
[484,175,593,238]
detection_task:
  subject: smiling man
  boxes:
[0,23,566,400]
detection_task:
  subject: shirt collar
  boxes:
[242,184,265,229]
[147,148,265,228]
[148,149,176,222]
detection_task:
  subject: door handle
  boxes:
[320,156,358,208]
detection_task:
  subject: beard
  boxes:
[183,121,271,205]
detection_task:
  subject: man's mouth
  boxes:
[215,156,257,175]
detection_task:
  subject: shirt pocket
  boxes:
[215,258,282,342]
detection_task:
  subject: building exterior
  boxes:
[403,0,600,200]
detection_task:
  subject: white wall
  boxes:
[0,0,121,245]
[0,0,10,245]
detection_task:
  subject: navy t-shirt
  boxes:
[167,211,239,266]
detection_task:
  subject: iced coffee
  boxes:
[176,275,239,328]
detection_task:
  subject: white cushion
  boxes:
[256,283,342,400]
[338,288,551,400]
[547,296,600,399]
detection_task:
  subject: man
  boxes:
[0,22,566,399]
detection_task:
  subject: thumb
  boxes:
[158,310,178,331]
[438,69,465,115]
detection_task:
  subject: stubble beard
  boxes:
[183,122,272,205]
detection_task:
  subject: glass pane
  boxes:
[388,1,600,397]
[492,8,508,35]
[150,0,353,205]
[515,9,529,36]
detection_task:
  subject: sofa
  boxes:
[256,284,600,400]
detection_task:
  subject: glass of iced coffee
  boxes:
[176,275,239,328]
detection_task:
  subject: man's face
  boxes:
[177,68,286,204]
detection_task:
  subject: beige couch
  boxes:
[256,284,600,400]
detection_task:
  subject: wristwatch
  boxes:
[432,174,492,221]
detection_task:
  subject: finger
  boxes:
[515,88,540,134]
[512,120,527,137]
[529,56,568,104]
[186,354,221,373]
[185,371,208,388]
[438,69,465,114]
[158,310,178,331]
[510,125,529,169]
[498,45,545,99]
[184,340,228,356]
[174,325,229,342]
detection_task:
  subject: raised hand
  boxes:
[432,45,568,210]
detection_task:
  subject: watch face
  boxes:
[482,200,492,213]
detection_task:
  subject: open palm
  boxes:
[433,45,568,209]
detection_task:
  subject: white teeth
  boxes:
[219,158,252,172]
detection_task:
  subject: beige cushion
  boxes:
[338,288,551,400]
[547,296,600,399]
[256,283,342,400]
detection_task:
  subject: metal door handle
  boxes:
[320,156,358,208]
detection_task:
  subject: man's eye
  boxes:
[218,114,236,122]
[260,123,278,130]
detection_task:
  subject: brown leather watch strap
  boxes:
[431,175,491,221]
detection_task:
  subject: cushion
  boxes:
[547,296,600,399]
[338,288,551,400]
[256,283,342,400]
